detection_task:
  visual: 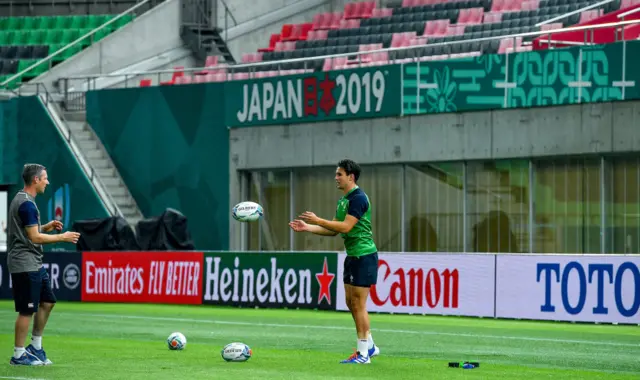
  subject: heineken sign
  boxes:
[202,252,338,310]
[225,65,402,127]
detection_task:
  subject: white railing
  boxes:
[535,0,615,27]
[0,0,155,88]
[60,18,640,83]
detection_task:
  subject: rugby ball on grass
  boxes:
[232,201,263,222]
[221,342,252,362]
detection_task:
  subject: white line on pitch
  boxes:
[44,311,640,349]
[0,376,49,380]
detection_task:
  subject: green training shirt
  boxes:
[334,186,377,257]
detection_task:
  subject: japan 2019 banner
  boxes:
[81,251,204,305]
[336,253,495,317]
[496,255,640,324]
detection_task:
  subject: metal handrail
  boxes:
[535,0,615,27]
[618,5,640,18]
[60,18,640,81]
[0,0,153,88]
[35,90,123,218]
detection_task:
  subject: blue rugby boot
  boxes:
[26,344,52,365]
[9,351,43,366]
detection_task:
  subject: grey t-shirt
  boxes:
[7,191,43,273]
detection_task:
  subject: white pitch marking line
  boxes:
[48,311,640,349]
[0,377,49,380]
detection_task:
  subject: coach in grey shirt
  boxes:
[7,164,80,366]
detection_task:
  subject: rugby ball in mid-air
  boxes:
[221,342,252,362]
[167,332,187,351]
[232,201,263,222]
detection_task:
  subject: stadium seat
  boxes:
[0,13,134,88]
[139,0,637,86]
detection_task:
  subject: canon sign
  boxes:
[371,259,459,309]
[336,253,495,317]
[496,255,640,324]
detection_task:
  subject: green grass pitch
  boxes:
[0,301,637,379]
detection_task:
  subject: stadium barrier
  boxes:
[0,251,637,325]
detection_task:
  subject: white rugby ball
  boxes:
[221,342,252,362]
[166,332,187,351]
[232,201,263,222]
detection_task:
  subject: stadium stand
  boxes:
[0,13,134,88]
[140,0,640,86]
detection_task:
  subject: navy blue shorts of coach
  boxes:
[343,252,378,288]
[11,267,57,314]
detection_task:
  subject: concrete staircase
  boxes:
[64,112,145,228]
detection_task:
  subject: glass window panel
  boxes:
[246,172,260,250]
[405,163,464,252]
[467,160,529,253]
[246,171,291,251]
[293,165,402,252]
[534,158,601,254]
[607,156,640,253]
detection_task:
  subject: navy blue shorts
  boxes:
[343,252,378,288]
[11,267,57,314]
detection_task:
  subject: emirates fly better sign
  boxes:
[225,65,402,127]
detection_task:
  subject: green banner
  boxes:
[402,40,640,115]
[202,251,338,310]
[225,64,402,127]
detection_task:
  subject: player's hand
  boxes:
[289,220,309,232]
[299,211,320,225]
[61,231,81,244]
[49,220,63,231]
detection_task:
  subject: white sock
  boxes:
[367,332,375,349]
[13,347,25,359]
[31,336,42,350]
[357,339,368,357]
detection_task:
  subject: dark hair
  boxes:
[22,164,46,185]
[338,159,361,182]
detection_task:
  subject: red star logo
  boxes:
[315,256,335,305]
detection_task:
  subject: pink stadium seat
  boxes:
[339,19,361,29]
[579,9,604,23]
[447,25,466,36]
[274,41,296,52]
[175,75,193,85]
[307,30,329,40]
[329,12,343,29]
[483,12,502,24]
[621,0,640,9]
[194,75,208,84]
[391,32,416,47]
[371,8,393,18]
[458,8,484,25]
[409,36,428,46]
[498,37,523,54]
[541,22,563,31]
[139,79,151,87]
[423,19,450,36]
[522,0,540,11]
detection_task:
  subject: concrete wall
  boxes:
[227,100,640,248]
[33,0,183,92]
